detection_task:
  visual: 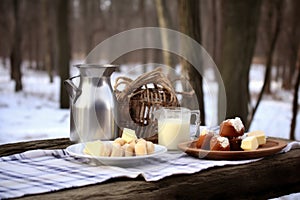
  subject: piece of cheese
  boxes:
[99,142,112,156]
[83,140,103,156]
[121,128,137,143]
[111,143,124,157]
[247,130,266,145]
[135,140,147,156]
[241,136,259,151]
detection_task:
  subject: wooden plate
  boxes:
[178,138,287,160]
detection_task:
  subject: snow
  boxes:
[0,63,70,144]
[248,64,300,139]
[0,61,299,199]
[0,62,299,145]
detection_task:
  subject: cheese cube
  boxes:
[241,136,259,151]
[247,130,266,145]
[83,140,103,156]
[121,128,137,143]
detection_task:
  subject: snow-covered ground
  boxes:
[0,65,70,144]
[0,62,299,144]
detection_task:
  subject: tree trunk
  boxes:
[57,0,70,109]
[10,0,22,92]
[140,0,148,67]
[178,0,205,125]
[282,62,291,89]
[288,0,300,140]
[290,58,299,140]
[82,0,96,56]
[211,0,217,62]
[218,0,262,128]
[247,0,283,128]
[43,0,54,83]
[155,0,174,68]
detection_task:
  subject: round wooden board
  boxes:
[178,138,287,160]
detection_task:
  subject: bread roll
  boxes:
[196,129,215,150]
[219,117,245,137]
[201,132,215,150]
[228,137,242,151]
[210,135,230,151]
[196,129,208,148]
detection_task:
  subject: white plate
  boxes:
[66,142,167,167]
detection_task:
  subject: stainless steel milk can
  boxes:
[64,64,119,142]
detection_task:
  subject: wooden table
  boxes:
[1,138,300,200]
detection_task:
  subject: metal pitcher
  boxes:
[64,64,119,142]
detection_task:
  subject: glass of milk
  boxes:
[154,107,200,150]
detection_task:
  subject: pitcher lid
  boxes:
[73,64,119,77]
[73,64,119,68]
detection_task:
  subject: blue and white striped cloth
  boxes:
[1,141,299,199]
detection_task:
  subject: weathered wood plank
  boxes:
[0,138,73,157]
[1,138,299,199]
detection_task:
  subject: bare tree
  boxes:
[288,0,300,140]
[261,0,283,94]
[248,0,283,128]
[0,1,13,61]
[10,0,22,92]
[201,0,221,66]
[155,0,174,68]
[290,57,300,140]
[82,0,102,55]
[57,0,70,109]
[42,0,54,83]
[218,0,262,128]
[178,0,205,125]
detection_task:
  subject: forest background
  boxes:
[0,0,299,143]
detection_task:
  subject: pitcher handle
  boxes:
[64,75,81,103]
[191,110,201,139]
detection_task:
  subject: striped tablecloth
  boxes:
[1,141,299,199]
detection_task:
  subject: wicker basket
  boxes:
[114,67,179,140]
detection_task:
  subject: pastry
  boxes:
[219,117,245,137]
[241,136,259,151]
[196,129,207,148]
[196,129,215,150]
[210,135,230,151]
[228,137,243,151]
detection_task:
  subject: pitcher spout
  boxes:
[64,75,82,103]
